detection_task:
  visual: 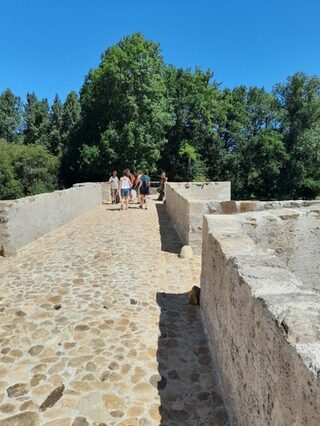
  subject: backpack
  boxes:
[141,175,150,190]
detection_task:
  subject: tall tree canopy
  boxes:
[0,89,22,143]
[64,33,172,183]
[0,34,319,200]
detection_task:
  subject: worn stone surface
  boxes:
[0,199,226,425]
[201,212,320,426]
[0,411,39,425]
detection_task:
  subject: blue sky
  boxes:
[1,0,319,102]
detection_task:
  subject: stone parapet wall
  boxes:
[201,209,320,425]
[165,182,231,253]
[0,183,102,256]
[208,199,320,214]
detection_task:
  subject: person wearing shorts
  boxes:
[109,170,119,203]
[139,171,151,210]
[119,169,132,210]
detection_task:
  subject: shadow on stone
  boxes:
[156,292,229,426]
[156,203,182,254]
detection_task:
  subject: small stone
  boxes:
[188,286,200,305]
[81,374,95,381]
[20,400,37,411]
[39,384,65,411]
[0,403,15,414]
[44,419,70,426]
[15,310,26,318]
[0,411,39,425]
[149,374,162,389]
[119,419,139,426]
[100,371,110,382]
[130,299,137,305]
[85,362,96,372]
[180,245,193,258]
[28,345,44,356]
[48,296,61,304]
[10,350,23,358]
[148,404,161,422]
[72,417,89,426]
[108,361,119,371]
[0,348,10,355]
[53,304,62,310]
[74,324,89,331]
[110,410,124,418]
[7,383,28,398]
[103,394,124,410]
[128,406,144,417]
[30,374,46,387]
[109,373,122,382]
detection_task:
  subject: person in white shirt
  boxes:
[109,170,119,204]
[119,169,132,210]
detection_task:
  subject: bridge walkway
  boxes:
[0,198,228,425]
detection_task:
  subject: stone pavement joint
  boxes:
[0,199,228,425]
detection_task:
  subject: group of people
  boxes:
[109,169,167,210]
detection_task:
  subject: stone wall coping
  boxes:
[204,210,320,378]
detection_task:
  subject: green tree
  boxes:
[62,91,81,145]
[239,129,288,199]
[49,94,63,155]
[64,33,172,183]
[0,88,22,142]
[274,72,320,198]
[161,66,219,181]
[0,140,58,200]
[23,92,51,148]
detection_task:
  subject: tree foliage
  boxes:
[0,34,319,200]
[0,140,58,200]
[0,89,22,143]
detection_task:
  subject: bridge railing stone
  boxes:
[0,182,103,256]
[201,209,320,425]
[165,182,231,254]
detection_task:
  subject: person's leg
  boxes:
[144,195,148,209]
[139,194,144,208]
[120,190,125,210]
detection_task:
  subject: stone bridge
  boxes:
[0,182,320,426]
[0,187,227,426]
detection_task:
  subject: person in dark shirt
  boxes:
[138,171,151,210]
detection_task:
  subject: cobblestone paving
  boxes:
[0,199,228,426]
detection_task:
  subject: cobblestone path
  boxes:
[0,199,228,426]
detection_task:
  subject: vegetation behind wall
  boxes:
[1,33,320,200]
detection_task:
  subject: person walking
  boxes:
[135,170,142,204]
[127,169,135,203]
[139,171,151,210]
[109,170,119,204]
[119,169,132,210]
[157,171,167,202]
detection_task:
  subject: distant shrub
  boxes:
[0,140,59,200]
